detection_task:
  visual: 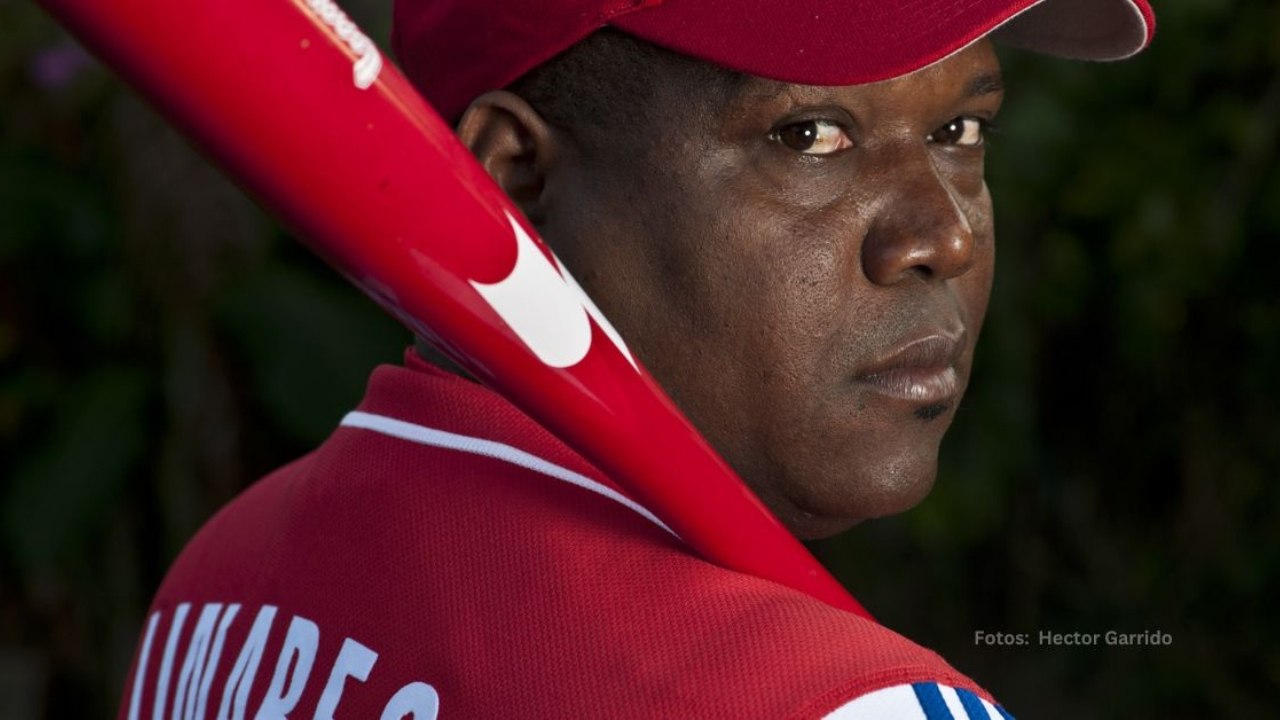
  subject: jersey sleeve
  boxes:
[818,681,1015,720]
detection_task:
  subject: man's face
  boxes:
[539,41,1003,538]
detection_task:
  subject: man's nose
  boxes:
[860,155,978,286]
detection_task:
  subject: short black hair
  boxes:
[506,28,743,139]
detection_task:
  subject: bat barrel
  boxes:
[38,0,866,616]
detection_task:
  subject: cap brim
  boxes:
[995,0,1154,61]
[612,0,1154,88]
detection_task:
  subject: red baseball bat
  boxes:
[38,0,867,617]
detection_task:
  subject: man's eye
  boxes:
[771,120,852,155]
[928,117,989,147]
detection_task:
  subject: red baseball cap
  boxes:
[393,0,1155,121]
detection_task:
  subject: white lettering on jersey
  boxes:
[216,605,278,720]
[126,612,161,720]
[313,637,379,720]
[153,603,192,720]
[253,615,320,719]
[197,604,241,719]
[470,212,638,371]
[172,603,238,720]
[171,604,219,719]
[302,0,382,89]
[126,602,441,718]
[380,682,440,720]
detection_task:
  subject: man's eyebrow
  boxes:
[965,71,1005,98]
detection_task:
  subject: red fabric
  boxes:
[118,357,996,719]
[391,0,1155,120]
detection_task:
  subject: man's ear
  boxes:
[456,90,558,225]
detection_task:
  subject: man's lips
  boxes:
[854,332,965,404]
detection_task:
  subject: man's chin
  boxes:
[779,462,940,539]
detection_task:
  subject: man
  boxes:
[118,1,1154,718]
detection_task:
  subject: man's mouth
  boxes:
[854,332,964,405]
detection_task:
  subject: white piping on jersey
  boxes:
[822,684,929,720]
[340,411,678,538]
[821,681,1005,719]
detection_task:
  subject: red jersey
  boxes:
[118,354,1012,719]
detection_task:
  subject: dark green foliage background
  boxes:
[1,1,1276,717]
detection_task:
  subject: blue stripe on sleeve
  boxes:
[911,682,954,720]
[955,688,990,719]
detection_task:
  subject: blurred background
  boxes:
[1,0,1276,717]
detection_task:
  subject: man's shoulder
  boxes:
[134,362,1002,719]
